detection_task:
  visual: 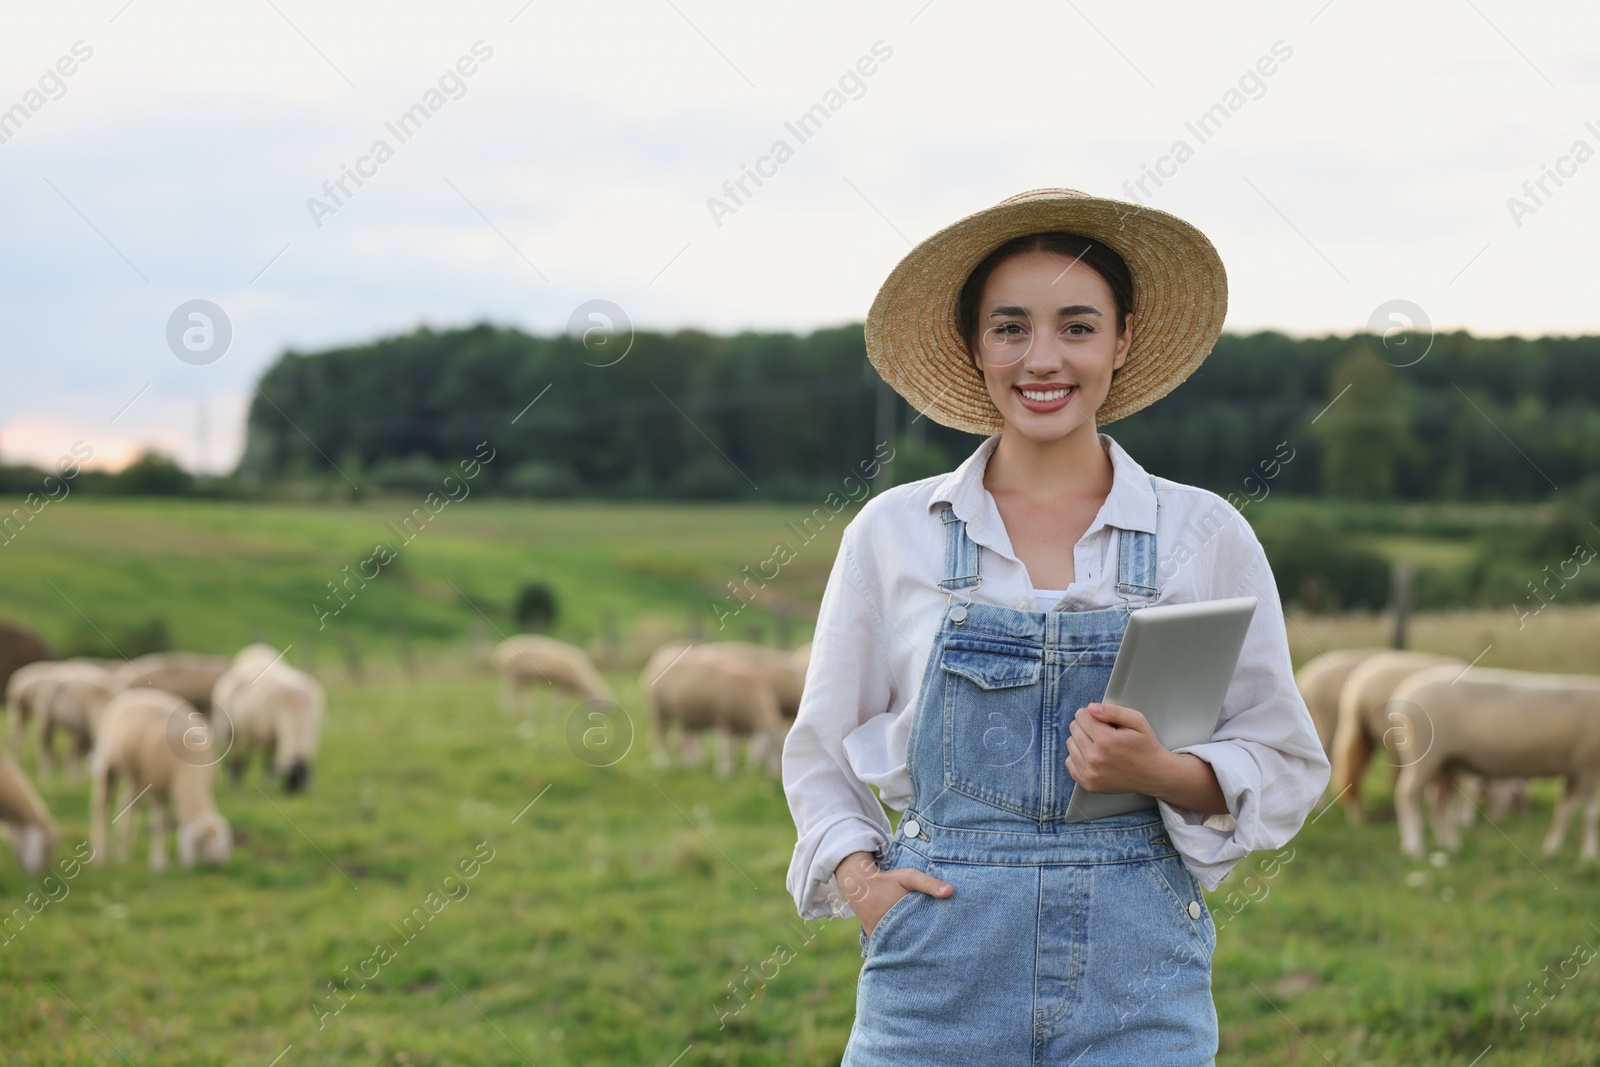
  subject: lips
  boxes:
[1014,384,1077,412]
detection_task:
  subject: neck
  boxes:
[983,425,1112,504]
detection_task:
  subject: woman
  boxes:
[781,188,1331,1065]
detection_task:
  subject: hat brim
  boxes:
[864,188,1228,434]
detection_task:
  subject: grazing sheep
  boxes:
[0,620,55,702]
[1389,664,1600,862]
[7,658,126,755]
[642,639,808,720]
[492,635,615,717]
[89,688,231,869]
[642,641,788,776]
[6,659,58,753]
[1294,647,1387,757]
[0,751,59,874]
[111,652,231,715]
[696,641,806,720]
[32,660,120,784]
[211,645,324,793]
[1329,650,1464,823]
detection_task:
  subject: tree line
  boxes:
[4,322,1598,504]
[224,322,1600,503]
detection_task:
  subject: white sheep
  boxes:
[1389,664,1600,861]
[0,750,59,874]
[1328,649,1464,823]
[5,657,119,755]
[642,641,788,776]
[690,640,806,720]
[32,660,120,784]
[1293,646,1387,757]
[111,651,231,715]
[492,635,615,718]
[89,688,232,869]
[5,659,58,753]
[211,645,324,793]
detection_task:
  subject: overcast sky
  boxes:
[2,0,1596,473]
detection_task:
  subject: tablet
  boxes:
[1063,595,1258,823]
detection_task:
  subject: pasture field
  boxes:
[3,649,1598,1066]
[0,496,849,658]
[2,496,1598,1064]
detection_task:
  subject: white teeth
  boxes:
[1019,386,1075,401]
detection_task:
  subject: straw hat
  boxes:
[863,188,1228,434]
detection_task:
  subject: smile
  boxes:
[1014,385,1077,411]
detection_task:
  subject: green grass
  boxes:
[4,657,1598,1065]
[3,496,1596,1064]
[0,496,848,657]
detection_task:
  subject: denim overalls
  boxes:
[844,479,1219,1066]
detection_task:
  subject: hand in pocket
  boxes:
[835,850,953,939]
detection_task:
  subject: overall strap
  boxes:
[937,505,981,593]
[1114,473,1161,604]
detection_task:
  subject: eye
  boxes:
[1063,322,1095,337]
[990,322,1027,339]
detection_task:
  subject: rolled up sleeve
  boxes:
[782,521,896,919]
[1158,526,1332,891]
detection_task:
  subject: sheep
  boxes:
[1328,650,1464,823]
[211,645,324,793]
[32,660,120,784]
[492,635,615,718]
[6,659,58,753]
[1388,664,1600,862]
[0,751,59,874]
[641,641,788,776]
[693,640,806,720]
[644,639,808,720]
[5,656,118,753]
[110,652,231,715]
[89,688,231,869]
[1293,647,1387,757]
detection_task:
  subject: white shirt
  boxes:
[781,431,1331,920]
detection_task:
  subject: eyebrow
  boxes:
[988,304,1103,319]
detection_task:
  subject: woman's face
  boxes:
[970,250,1133,442]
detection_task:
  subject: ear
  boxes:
[1113,313,1134,370]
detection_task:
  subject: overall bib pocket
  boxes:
[938,637,1045,818]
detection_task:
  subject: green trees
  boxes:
[1312,344,1414,500]
[223,323,1600,504]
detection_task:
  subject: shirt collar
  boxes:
[929,431,1158,552]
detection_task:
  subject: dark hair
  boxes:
[955,232,1134,372]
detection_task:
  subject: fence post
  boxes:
[1390,559,1413,650]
